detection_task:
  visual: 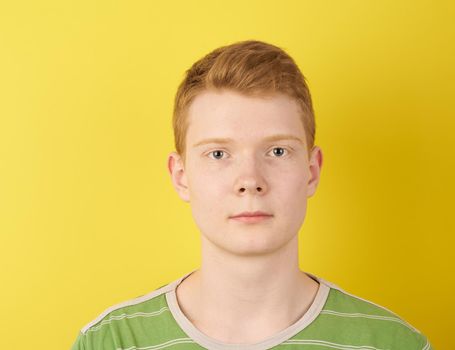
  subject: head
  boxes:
[168,40,323,257]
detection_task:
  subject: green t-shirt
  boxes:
[71,270,434,350]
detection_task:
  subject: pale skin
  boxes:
[167,89,324,344]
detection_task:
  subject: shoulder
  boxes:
[73,282,174,349]
[80,282,172,334]
[317,277,432,349]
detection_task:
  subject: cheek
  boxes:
[274,172,310,232]
[189,176,229,239]
[188,168,229,217]
[296,171,310,196]
[275,164,309,196]
[272,169,310,223]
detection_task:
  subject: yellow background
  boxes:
[0,1,453,349]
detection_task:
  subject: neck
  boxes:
[176,234,320,343]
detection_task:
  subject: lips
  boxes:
[230,211,272,218]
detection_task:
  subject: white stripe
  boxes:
[81,282,176,334]
[323,283,421,334]
[87,307,170,333]
[283,339,386,350]
[116,338,195,350]
[320,309,417,332]
[422,338,430,350]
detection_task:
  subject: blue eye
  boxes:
[208,150,225,160]
[207,147,289,160]
[270,147,288,157]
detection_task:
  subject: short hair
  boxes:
[172,40,316,164]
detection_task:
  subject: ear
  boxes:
[167,151,190,203]
[306,146,323,198]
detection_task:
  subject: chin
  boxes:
[219,232,290,257]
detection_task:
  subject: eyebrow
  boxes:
[192,134,304,148]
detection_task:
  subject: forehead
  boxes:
[186,90,306,143]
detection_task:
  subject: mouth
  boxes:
[229,211,273,223]
[230,211,272,218]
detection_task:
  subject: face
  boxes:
[168,89,323,257]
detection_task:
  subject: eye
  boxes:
[269,147,289,157]
[207,150,227,160]
[206,147,290,160]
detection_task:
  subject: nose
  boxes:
[238,184,265,195]
[234,157,268,196]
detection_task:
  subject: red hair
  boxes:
[172,40,316,163]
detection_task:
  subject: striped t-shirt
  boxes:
[71,270,434,350]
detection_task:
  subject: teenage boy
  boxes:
[71,40,434,350]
